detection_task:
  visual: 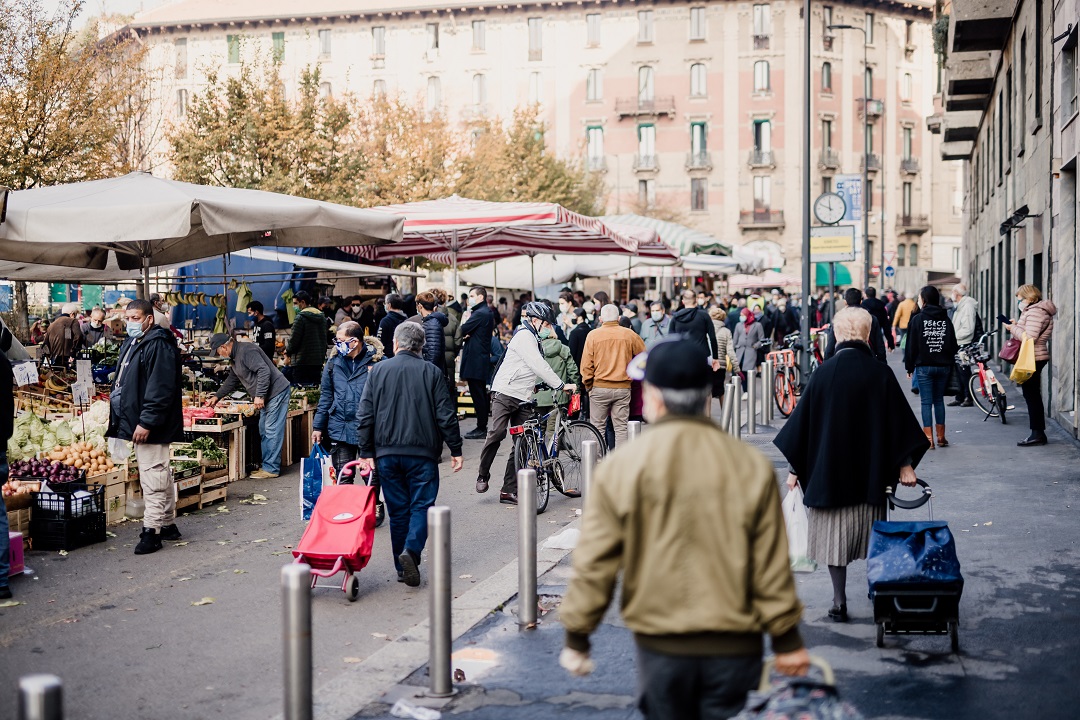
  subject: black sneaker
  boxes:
[374,501,386,528]
[399,550,421,587]
[0,586,11,600]
[464,428,488,440]
[160,524,183,542]
[134,528,162,555]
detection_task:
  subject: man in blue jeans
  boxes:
[357,322,463,587]
[1,351,15,597]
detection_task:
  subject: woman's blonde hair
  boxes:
[708,306,725,321]
[1016,284,1041,304]
[832,307,872,343]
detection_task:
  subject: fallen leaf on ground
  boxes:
[172,541,189,546]
[177,577,192,582]
[253,494,267,501]
[124,608,138,612]
[217,541,231,546]
[271,551,289,556]
[191,597,215,606]
[58,550,68,557]
[458,574,473,579]
[343,657,363,663]
[250,538,268,543]
[371,632,388,639]
[0,600,23,608]
[983,522,992,526]
[233,569,247,574]
[106,531,117,538]
[217,507,229,513]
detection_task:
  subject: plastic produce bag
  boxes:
[1009,334,1035,384]
[300,445,333,521]
[782,485,817,573]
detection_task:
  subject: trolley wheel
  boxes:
[949,621,959,653]
[876,623,885,648]
[346,575,360,602]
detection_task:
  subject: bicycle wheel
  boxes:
[773,372,793,418]
[788,365,802,396]
[513,435,549,513]
[968,374,998,417]
[557,421,606,496]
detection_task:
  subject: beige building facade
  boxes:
[128,0,960,283]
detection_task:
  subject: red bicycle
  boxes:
[958,331,1008,423]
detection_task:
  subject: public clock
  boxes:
[813,192,847,225]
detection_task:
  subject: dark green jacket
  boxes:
[286,308,330,367]
[535,337,579,407]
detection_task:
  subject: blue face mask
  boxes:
[126,320,146,338]
[335,340,354,356]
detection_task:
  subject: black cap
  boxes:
[209,333,233,352]
[644,339,710,390]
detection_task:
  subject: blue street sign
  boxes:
[884,265,896,278]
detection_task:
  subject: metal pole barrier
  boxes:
[732,377,742,440]
[627,420,642,442]
[747,366,757,435]
[428,506,454,697]
[19,675,63,720]
[762,360,773,425]
[581,440,598,506]
[518,469,538,628]
[281,563,312,720]
[720,383,734,432]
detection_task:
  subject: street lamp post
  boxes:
[829,23,871,290]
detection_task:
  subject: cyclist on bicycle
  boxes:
[476,302,577,505]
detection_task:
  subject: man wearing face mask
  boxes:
[107,299,185,555]
[640,302,671,349]
[81,307,112,346]
[205,332,292,479]
[459,287,496,440]
[475,302,577,504]
[246,301,277,360]
[149,293,172,330]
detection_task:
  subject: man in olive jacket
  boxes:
[285,291,329,385]
[560,339,809,717]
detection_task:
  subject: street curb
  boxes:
[272,518,582,720]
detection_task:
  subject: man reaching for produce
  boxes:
[205,333,292,480]
[106,299,185,556]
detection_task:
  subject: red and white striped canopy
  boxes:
[340,195,638,264]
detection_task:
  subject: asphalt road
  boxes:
[0,420,579,720]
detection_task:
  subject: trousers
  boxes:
[0,453,9,584]
[467,379,490,430]
[136,443,175,530]
[589,387,631,447]
[636,645,762,720]
[477,392,534,493]
[260,389,291,475]
[915,365,950,426]
[376,455,439,573]
[1022,360,1049,432]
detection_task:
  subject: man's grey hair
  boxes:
[953,283,968,297]
[650,301,664,312]
[652,384,711,417]
[833,307,872,343]
[338,320,363,340]
[394,321,425,354]
[599,304,620,322]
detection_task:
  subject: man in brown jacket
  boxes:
[579,304,645,447]
[560,339,809,718]
[42,304,85,368]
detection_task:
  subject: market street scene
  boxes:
[2,0,1079,719]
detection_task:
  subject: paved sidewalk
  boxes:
[353,354,1080,719]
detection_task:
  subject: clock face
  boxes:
[814,192,847,225]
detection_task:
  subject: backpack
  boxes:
[972,311,985,345]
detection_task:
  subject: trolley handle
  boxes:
[338,460,373,485]
[885,478,933,520]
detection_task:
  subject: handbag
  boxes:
[999,336,1021,363]
[944,364,962,395]
[568,392,581,415]
[299,445,333,521]
[1009,335,1036,384]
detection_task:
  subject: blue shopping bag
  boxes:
[866,521,964,592]
[300,444,332,521]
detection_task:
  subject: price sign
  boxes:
[13,362,39,387]
[76,359,92,386]
[71,381,91,407]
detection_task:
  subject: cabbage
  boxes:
[52,420,74,446]
[27,415,45,444]
[41,430,57,450]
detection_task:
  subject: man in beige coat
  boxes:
[560,339,809,718]
[579,304,645,447]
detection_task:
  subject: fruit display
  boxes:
[44,442,116,476]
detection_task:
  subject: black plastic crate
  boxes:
[32,483,105,520]
[30,513,107,551]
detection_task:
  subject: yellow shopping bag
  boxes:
[1010,334,1036,384]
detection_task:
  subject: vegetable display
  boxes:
[45,442,116,476]
[8,458,86,483]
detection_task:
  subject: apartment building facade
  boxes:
[128,0,959,281]
[937,0,1079,436]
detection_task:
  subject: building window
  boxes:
[586,13,601,46]
[176,88,188,118]
[638,179,656,208]
[753,61,770,91]
[821,62,832,92]
[753,119,771,152]
[903,127,913,159]
[272,32,285,62]
[425,23,439,52]
[1064,39,1078,118]
[529,72,542,104]
[822,176,833,194]
[227,34,240,64]
[865,67,873,97]
[753,4,772,36]
[587,68,602,101]
[472,74,487,106]
[691,121,707,156]
[902,181,912,216]
[1035,0,1043,119]
[638,66,655,103]
[472,20,486,51]
[997,92,1004,180]
[175,38,188,78]
[864,12,874,44]
[901,72,912,101]
[823,6,833,37]
[905,19,914,47]
[373,79,386,98]
[897,243,906,267]
[318,29,332,57]
[691,178,707,211]
[638,10,654,43]
[371,26,385,57]
[909,242,919,267]
[689,7,706,41]
[319,82,332,99]
[426,76,441,111]
[528,18,542,60]
[638,123,656,161]
[587,126,604,169]
[822,119,833,149]
[753,175,772,210]
[690,63,707,97]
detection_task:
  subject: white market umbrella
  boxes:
[0,172,404,296]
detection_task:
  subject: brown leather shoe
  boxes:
[499,492,518,505]
[936,425,949,447]
[475,478,489,493]
[923,427,935,449]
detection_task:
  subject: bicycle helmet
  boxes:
[522,301,557,327]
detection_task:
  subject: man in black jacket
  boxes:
[247,301,277,360]
[377,293,408,359]
[0,351,13,598]
[861,287,895,350]
[357,322,463,587]
[107,299,185,555]
[459,287,495,439]
[668,289,720,370]
[824,289,887,363]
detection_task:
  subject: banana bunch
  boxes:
[163,292,228,308]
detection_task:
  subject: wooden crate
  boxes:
[105,494,127,525]
[199,485,228,508]
[87,468,127,525]
[86,468,125,489]
[7,508,31,536]
[189,416,242,432]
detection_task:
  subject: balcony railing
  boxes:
[862,154,882,173]
[615,96,677,118]
[900,157,921,174]
[748,149,775,168]
[818,149,841,170]
[897,214,930,234]
[686,151,713,170]
[633,154,658,171]
[739,209,785,228]
[587,156,608,172]
[857,98,885,119]
[753,34,770,50]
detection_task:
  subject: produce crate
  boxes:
[32,483,105,520]
[105,494,127,525]
[189,416,242,432]
[29,483,106,551]
[87,468,127,526]
[175,474,201,492]
[7,508,31,537]
[86,468,124,488]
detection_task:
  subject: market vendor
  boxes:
[106,299,185,556]
[81,308,113,346]
[205,333,291,480]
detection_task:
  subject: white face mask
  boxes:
[651,311,663,322]
[1017,298,1029,312]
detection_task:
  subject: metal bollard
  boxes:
[517,469,538,628]
[762,360,773,425]
[428,506,454,697]
[627,420,642,442]
[719,383,734,433]
[732,378,742,440]
[747,367,757,435]
[580,440,599,506]
[281,563,312,720]
[19,675,63,720]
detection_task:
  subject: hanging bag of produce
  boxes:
[300,444,332,521]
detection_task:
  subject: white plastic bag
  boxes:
[782,485,817,573]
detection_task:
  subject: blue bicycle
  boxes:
[509,395,606,514]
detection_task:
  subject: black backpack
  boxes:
[972,311,985,345]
